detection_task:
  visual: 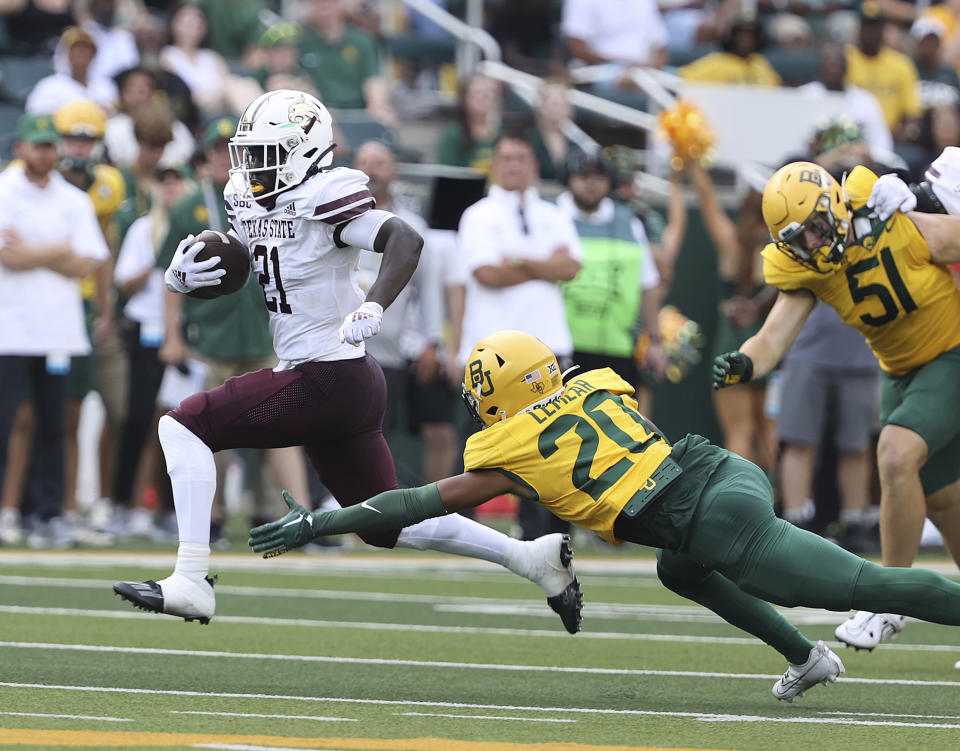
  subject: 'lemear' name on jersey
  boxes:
[526,378,599,423]
[239,217,296,240]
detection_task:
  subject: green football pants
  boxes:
[656,452,960,664]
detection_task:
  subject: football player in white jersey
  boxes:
[114,90,582,633]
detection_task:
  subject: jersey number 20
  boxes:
[538,392,659,503]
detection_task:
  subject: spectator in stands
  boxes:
[252,23,318,96]
[527,78,581,182]
[104,67,195,168]
[845,1,922,141]
[604,144,686,295]
[555,150,666,391]
[488,0,564,78]
[160,3,233,116]
[130,9,201,129]
[911,17,960,112]
[914,101,960,177]
[26,26,117,114]
[299,0,396,125]
[687,160,778,473]
[561,0,668,85]
[436,73,502,175]
[454,131,582,539]
[112,163,192,539]
[0,0,73,55]
[80,0,139,82]
[354,141,458,485]
[154,117,309,537]
[766,13,813,51]
[194,0,265,62]
[660,0,713,55]
[678,11,781,86]
[798,43,893,154]
[115,100,175,222]
[0,115,110,547]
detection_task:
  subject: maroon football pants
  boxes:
[167,355,401,547]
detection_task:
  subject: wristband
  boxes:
[912,182,947,215]
[740,353,754,383]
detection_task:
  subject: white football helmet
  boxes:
[229,89,335,200]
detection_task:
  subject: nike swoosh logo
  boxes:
[360,501,381,514]
[282,514,304,528]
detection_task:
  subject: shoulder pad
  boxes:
[309,167,375,225]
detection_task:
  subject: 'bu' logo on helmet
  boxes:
[798,169,825,186]
[288,100,321,133]
[468,360,494,396]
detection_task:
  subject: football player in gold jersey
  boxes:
[250,329,960,701]
[713,160,960,651]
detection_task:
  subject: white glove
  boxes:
[866,173,916,220]
[164,234,225,294]
[339,301,383,346]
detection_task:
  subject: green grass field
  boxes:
[1,543,960,751]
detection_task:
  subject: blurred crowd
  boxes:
[1,0,959,552]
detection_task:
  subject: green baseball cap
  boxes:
[16,114,60,145]
[259,22,301,50]
[202,116,238,148]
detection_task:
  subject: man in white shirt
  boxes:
[798,43,894,154]
[82,0,140,82]
[0,115,110,545]
[561,0,668,80]
[456,132,582,369]
[455,131,582,539]
[26,27,118,115]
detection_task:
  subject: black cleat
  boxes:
[113,575,216,625]
[546,535,582,634]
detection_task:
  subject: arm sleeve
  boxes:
[309,484,447,538]
[560,0,592,39]
[337,208,395,251]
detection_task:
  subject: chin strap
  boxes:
[303,143,338,180]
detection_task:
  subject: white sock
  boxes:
[173,542,211,581]
[396,513,507,565]
[158,415,216,578]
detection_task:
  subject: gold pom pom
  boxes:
[657,99,716,168]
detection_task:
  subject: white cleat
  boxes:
[772,640,845,702]
[835,611,906,651]
[113,572,216,624]
[519,533,582,634]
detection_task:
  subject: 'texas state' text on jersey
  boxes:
[463,368,675,545]
[224,167,376,368]
[762,165,960,375]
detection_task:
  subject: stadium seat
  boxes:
[766,48,819,86]
[0,56,53,104]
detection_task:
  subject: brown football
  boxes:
[185,230,251,300]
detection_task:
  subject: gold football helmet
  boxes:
[53,99,107,139]
[462,330,564,428]
[762,161,850,270]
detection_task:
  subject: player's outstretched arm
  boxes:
[909,212,960,263]
[713,290,815,389]
[249,470,518,558]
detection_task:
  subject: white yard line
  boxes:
[3,641,960,688]
[169,710,356,723]
[396,712,574,723]
[0,711,132,722]
[2,603,959,653]
[4,682,960,729]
